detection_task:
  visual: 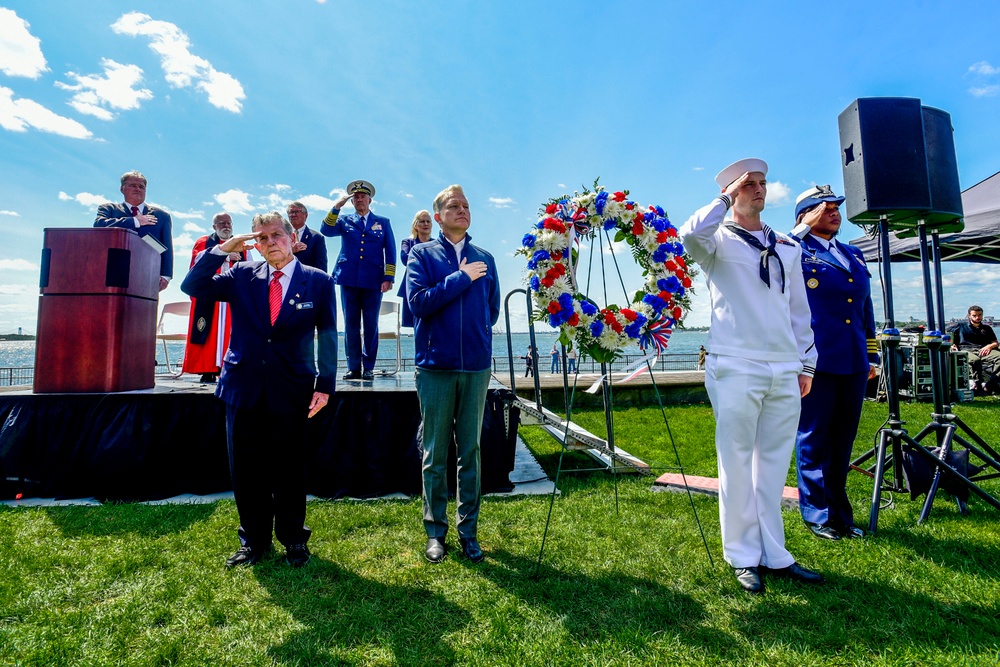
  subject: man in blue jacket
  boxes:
[287,201,328,272]
[182,211,337,569]
[322,180,396,380]
[407,184,500,564]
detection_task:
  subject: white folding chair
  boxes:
[378,300,402,376]
[156,301,191,378]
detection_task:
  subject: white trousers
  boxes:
[705,354,801,569]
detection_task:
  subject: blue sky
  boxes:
[2,0,1000,335]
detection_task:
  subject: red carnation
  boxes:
[675,256,686,268]
[658,290,671,301]
[551,250,562,261]
[656,231,668,244]
[682,277,692,288]
[672,306,683,320]
[666,228,678,238]
[545,203,558,214]
[613,191,626,202]
[543,218,567,233]
[632,219,644,236]
[664,260,677,271]
[620,309,638,322]
[548,301,561,314]
[541,276,555,288]
[567,312,580,326]
[625,203,635,210]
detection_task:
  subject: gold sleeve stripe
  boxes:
[322,211,340,227]
[385,264,397,276]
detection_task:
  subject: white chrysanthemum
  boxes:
[535,229,569,252]
[597,326,623,351]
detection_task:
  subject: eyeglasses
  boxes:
[288,209,305,215]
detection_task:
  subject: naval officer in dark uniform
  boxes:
[791,185,878,541]
[321,180,396,380]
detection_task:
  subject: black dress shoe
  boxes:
[425,537,446,563]
[343,370,361,380]
[199,373,218,383]
[805,522,841,541]
[766,562,824,584]
[732,566,762,593]
[459,537,484,563]
[225,545,270,569]
[285,543,310,567]
[362,369,374,380]
[840,525,866,539]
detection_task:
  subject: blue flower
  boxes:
[580,300,598,316]
[603,217,618,231]
[522,233,536,248]
[643,293,666,312]
[656,278,670,292]
[558,292,574,310]
[530,276,540,292]
[624,313,648,338]
[590,321,604,338]
[652,248,669,264]
[549,313,561,327]
[532,249,551,264]
[595,191,609,215]
[662,275,682,292]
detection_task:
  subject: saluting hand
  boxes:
[723,171,750,202]
[333,194,351,209]
[219,232,259,254]
[459,258,487,281]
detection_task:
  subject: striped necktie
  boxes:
[269,270,284,325]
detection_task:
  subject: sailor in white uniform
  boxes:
[678,158,822,594]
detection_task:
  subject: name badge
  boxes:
[296,302,314,310]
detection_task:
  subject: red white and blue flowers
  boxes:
[519,184,694,363]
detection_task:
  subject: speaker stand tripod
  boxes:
[867,217,1000,534]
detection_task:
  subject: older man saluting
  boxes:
[322,180,396,381]
[182,211,337,569]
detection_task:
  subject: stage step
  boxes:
[514,397,650,475]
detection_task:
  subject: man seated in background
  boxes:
[949,305,1000,394]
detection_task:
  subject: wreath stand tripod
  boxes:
[866,216,1000,534]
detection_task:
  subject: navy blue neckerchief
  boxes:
[724,221,786,293]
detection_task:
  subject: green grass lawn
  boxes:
[2,398,1000,666]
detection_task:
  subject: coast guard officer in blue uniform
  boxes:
[791,185,878,541]
[321,180,396,380]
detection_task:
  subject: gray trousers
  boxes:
[415,367,491,539]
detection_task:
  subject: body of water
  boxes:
[0,329,708,385]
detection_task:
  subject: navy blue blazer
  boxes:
[320,210,396,289]
[95,202,174,279]
[797,234,879,375]
[293,224,328,272]
[181,253,338,415]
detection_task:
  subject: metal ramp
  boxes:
[513,396,650,475]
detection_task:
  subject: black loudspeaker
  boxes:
[921,105,964,225]
[838,97,930,225]
[838,97,964,231]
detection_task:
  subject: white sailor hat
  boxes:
[794,184,845,220]
[714,158,768,189]
[347,179,376,198]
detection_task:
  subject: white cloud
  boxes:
[0,9,47,78]
[0,258,38,271]
[299,194,335,212]
[183,222,206,233]
[693,167,705,171]
[55,59,153,120]
[111,12,246,113]
[0,284,33,295]
[213,188,254,214]
[265,193,287,208]
[968,61,1000,76]
[557,183,566,189]
[170,209,205,220]
[272,183,291,192]
[0,85,92,139]
[766,180,792,207]
[402,192,414,198]
[969,85,1000,98]
[329,188,347,199]
[0,210,19,216]
[58,191,109,207]
[489,196,516,208]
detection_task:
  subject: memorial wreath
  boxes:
[518,183,694,363]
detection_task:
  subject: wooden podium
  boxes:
[33,228,162,393]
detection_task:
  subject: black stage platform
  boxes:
[0,374,519,502]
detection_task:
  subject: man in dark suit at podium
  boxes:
[287,201,328,272]
[94,170,173,291]
[182,211,338,569]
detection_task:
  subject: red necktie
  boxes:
[131,206,139,217]
[269,270,284,325]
